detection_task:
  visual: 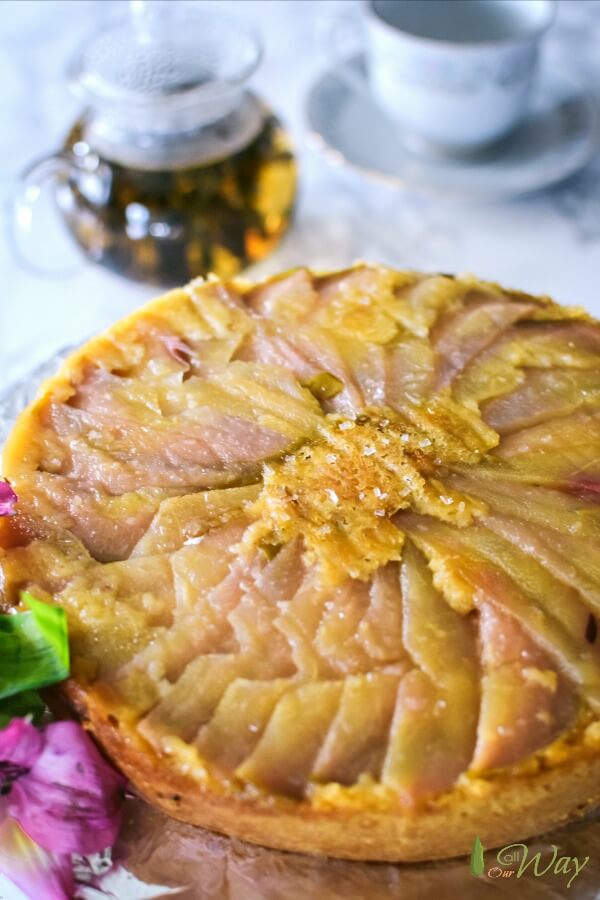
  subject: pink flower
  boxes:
[0,480,17,517]
[0,816,74,900]
[0,718,124,855]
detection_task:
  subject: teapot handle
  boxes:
[10,150,111,278]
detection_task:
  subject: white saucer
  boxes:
[306,56,600,201]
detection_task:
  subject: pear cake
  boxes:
[1,264,600,861]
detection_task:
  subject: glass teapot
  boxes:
[13,1,297,285]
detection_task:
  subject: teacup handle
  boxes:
[319,6,371,98]
[10,150,112,278]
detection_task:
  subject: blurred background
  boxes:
[1,0,600,390]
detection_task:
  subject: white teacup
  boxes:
[338,0,556,154]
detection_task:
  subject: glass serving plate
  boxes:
[1,353,599,899]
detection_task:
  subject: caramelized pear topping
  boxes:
[243,408,486,583]
[2,264,599,820]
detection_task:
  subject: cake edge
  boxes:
[64,680,600,862]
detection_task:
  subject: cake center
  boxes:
[245,406,491,583]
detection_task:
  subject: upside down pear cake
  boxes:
[2,264,600,861]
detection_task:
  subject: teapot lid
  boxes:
[67,1,262,134]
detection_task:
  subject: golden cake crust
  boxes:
[69,681,600,862]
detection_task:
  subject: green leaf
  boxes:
[470,835,485,877]
[0,690,45,728]
[0,592,69,701]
